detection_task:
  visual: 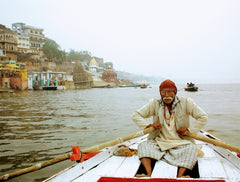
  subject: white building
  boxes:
[89,58,99,72]
[12,23,45,54]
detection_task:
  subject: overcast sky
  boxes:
[1,0,240,83]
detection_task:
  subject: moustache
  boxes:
[163,97,174,102]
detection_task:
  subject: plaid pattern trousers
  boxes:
[138,140,198,170]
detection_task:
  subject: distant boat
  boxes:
[0,88,14,93]
[140,84,148,89]
[42,86,57,90]
[119,84,139,88]
[185,82,198,92]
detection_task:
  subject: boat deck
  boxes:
[44,132,240,182]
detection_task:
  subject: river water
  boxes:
[0,84,240,181]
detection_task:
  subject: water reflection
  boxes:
[0,146,67,173]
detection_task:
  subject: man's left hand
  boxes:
[177,127,189,136]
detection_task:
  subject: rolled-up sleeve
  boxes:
[132,99,156,130]
[186,97,208,133]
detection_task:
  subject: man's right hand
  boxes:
[146,122,161,130]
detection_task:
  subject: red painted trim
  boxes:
[97,177,225,182]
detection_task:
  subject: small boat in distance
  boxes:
[140,84,148,88]
[42,86,57,90]
[185,82,198,92]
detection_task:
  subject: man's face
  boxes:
[160,88,176,105]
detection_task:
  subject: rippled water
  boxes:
[0,84,240,181]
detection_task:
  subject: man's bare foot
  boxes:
[179,175,190,178]
[135,173,151,177]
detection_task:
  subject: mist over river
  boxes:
[0,84,240,181]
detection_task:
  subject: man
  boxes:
[132,79,208,177]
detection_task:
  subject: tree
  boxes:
[42,37,65,64]
[66,49,92,63]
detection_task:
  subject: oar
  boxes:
[184,131,240,153]
[0,127,155,181]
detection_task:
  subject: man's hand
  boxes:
[146,122,161,130]
[177,127,189,136]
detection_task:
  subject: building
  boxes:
[101,66,118,84]
[73,61,93,89]
[89,58,104,73]
[0,60,28,90]
[0,24,18,61]
[12,23,45,61]
[89,58,98,72]
[12,23,30,53]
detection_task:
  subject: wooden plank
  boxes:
[201,144,218,158]
[114,156,141,177]
[198,144,228,178]
[45,148,114,182]
[221,159,240,180]
[210,145,240,171]
[73,156,126,182]
[151,160,178,178]
[198,157,227,178]
[72,172,101,182]
[94,156,127,176]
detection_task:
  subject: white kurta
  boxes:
[155,107,191,151]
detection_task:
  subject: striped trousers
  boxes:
[138,140,198,170]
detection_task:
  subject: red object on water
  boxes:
[237,153,240,158]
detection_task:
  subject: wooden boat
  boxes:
[0,88,14,93]
[184,87,198,92]
[42,86,57,90]
[119,85,139,88]
[43,130,240,182]
[140,84,148,89]
[185,83,198,92]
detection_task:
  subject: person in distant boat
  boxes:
[132,79,208,178]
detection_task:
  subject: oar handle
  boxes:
[0,127,155,181]
[185,131,240,153]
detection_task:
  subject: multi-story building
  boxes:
[0,24,18,61]
[12,23,30,53]
[12,23,45,60]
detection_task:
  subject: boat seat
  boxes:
[151,160,178,178]
[198,144,231,179]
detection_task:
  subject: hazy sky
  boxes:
[1,0,240,83]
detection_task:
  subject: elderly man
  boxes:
[132,79,208,177]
